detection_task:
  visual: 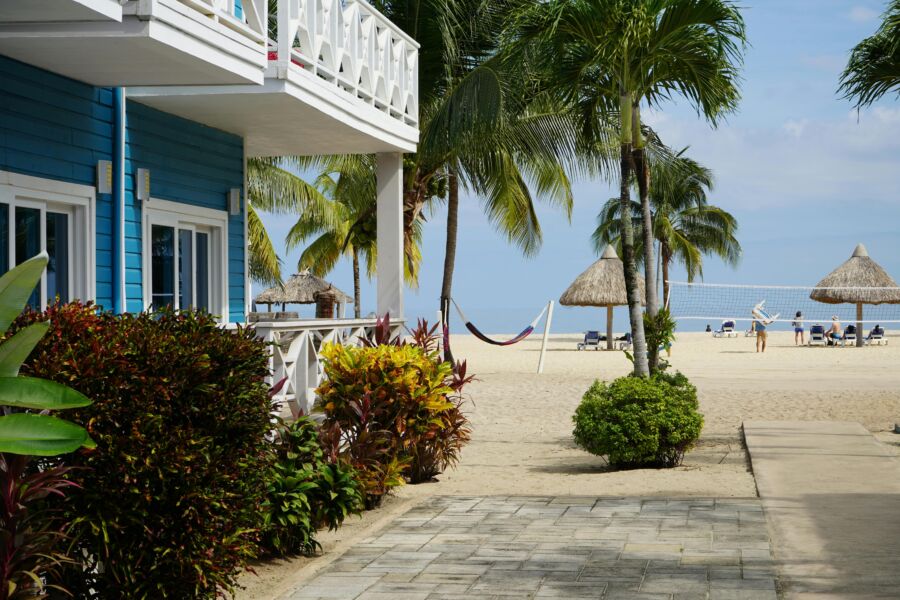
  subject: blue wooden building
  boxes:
[0,0,418,327]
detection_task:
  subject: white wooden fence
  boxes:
[253,318,385,418]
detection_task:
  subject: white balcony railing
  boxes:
[157,0,268,44]
[275,0,419,127]
[254,318,380,419]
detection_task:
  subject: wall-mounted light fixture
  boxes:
[96,160,112,194]
[229,188,242,216]
[136,168,151,201]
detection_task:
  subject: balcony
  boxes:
[128,0,419,156]
[0,0,268,86]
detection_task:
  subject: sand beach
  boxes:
[238,329,900,599]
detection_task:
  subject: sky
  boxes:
[258,0,900,334]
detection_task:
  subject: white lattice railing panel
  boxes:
[163,0,268,43]
[275,0,419,127]
[254,318,397,419]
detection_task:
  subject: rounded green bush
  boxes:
[572,371,703,468]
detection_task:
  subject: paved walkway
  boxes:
[283,496,776,600]
[744,421,900,599]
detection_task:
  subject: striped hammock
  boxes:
[449,299,548,347]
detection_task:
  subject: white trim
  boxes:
[141,198,229,321]
[0,169,96,307]
[117,88,127,312]
[243,148,249,320]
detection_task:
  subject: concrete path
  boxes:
[744,421,900,599]
[282,496,776,600]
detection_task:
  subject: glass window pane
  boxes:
[151,225,175,310]
[0,204,8,275]
[178,229,193,309]
[46,212,69,303]
[15,207,41,308]
[195,232,209,312]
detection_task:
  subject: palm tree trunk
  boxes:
[619,95,649,377]
[440,168,459,363]
[352,247,361,319]
[661,246,671,311]
[633,103,658,373]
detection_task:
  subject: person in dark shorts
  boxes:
[791,311,804,346]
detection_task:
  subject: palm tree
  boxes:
[503,0,746,375]
[245,157,333,285]
[593,152,741,307]
[285,156,424,318]
[839,0,900,107]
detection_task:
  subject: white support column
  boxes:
[376,152,404,319]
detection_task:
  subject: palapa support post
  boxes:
[857,302,864,348]
[537,300,554,374]
[606,305,614,350]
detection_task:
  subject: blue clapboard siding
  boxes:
[0,55,115,309]
[125,101,245,322]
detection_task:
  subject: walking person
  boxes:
[792,311,805,346]
[752,319,767,353]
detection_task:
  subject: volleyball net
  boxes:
[666,281,900,325]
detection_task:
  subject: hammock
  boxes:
[450,299,548,346]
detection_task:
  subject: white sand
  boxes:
[237,330,900,598]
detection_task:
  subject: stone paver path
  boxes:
[745,421,900,599]
[283,496,776,600]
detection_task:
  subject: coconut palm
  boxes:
[593,152,741,306]
[246,157,334,285]
[839,0,900,107]
[285,155,424,318]
[504,0,746,375]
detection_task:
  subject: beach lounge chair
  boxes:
[808,324,826,346]
[616,332,632,351]
[713,320,737,338]
[842,324,857,346]
[577,330,603,350]
[866,326,888,345]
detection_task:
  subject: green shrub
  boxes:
[260,417,363,557]
[572,372,703,468]
[12,303,274,599]
[317,326,472,507]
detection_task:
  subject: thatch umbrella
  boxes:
[810,244,900,347]
[559,245,646,350]
[254,271,352,312]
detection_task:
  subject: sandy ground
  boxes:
[237,330,900,598]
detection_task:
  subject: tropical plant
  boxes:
[506,0,746,375]
[246,157,333,285]
[572,371,702,468]
[13,303,273,599]
[317,320,473,505]
[260,417,363,557]
[593,151,741,307]
[839,0,900,107]
[286,155,425,318]
[0,253,94,599]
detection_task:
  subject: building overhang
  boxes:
[129,66,419,156]
[0,0,123,23]
[0,0,267,86]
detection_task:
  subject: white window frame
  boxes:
[0,170,96,307]
[142,198,228,321]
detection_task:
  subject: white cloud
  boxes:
[848,6,878,22]
[783,118,809,137]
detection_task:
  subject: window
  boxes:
[0,171,94,309]
[143,199,227,318]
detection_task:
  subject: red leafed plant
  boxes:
[0,455,79,600]
[318,317,475,506]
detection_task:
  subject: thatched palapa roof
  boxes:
[809,244,900,305]
[254,271,352,305]
[559,245,646,307]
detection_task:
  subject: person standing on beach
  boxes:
[792,311,805,346]
[752,319,767,352]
